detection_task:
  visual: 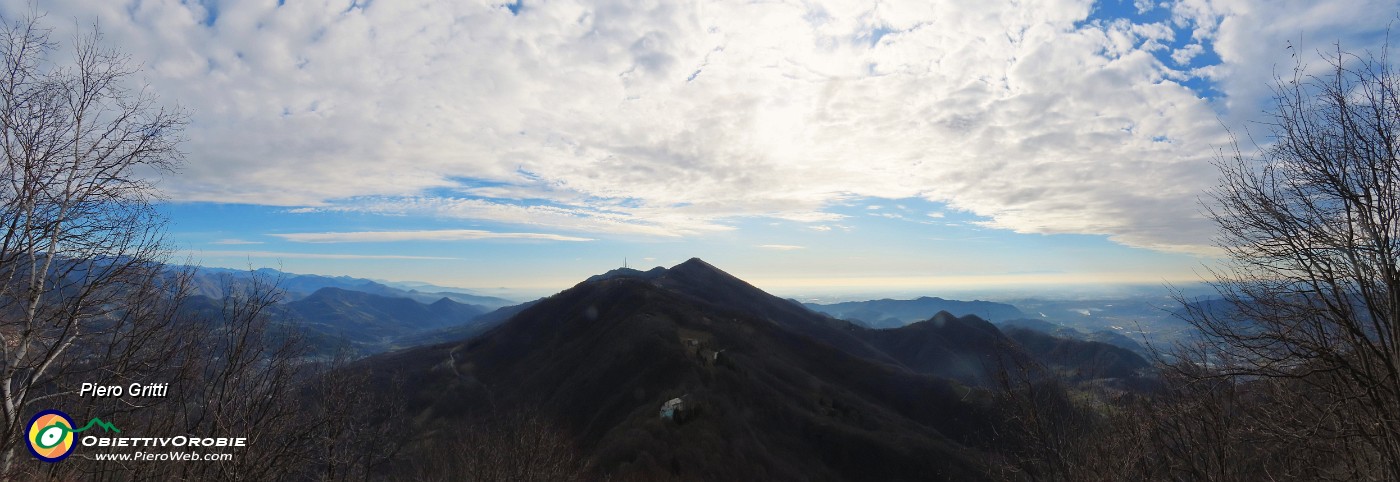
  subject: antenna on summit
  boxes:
[624,257,628,269]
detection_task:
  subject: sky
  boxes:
[6,0,1397,299]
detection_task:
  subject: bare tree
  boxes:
[165,273,312,481]
[308,348,409,482]
[0,13,421,481]
[0,12,185,475]
[1184,42,1400,480]
[410,410,587,482]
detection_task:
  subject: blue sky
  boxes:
[13,0,1397,299]
[165,195,1199,298]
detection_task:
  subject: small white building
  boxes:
[660,396,688,420]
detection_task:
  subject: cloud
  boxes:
[14,0,1398,252]
[209,238,263,245]
[758,244,805,250]
[271,229,593,243]
[187,250,457,260]
[1171,43,1204,66]
[292,197,735,237]
[869,212,906,220]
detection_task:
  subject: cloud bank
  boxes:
[188,250,457,260]
[272,229,594,243]
[12,0,1398,252]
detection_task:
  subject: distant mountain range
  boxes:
[1000,326,1150,380]
[284,287,487,344]
[179,266,518,308]
[361,258,1151,480]
[170,262,1176,373]
[160,266,527,356]
[395,298,542,348]
[996,317,1149,355]
[804,296,1027,328]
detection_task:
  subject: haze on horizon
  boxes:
[11,0,1396,298]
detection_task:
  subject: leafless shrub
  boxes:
[0,11,185,476]
[410,410,588,482]
[1178,41,1400,480]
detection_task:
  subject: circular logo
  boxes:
[26,409,76,462]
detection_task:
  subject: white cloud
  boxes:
[209,238,263,245]
[271,229,593,243]
[187,250,457,260]
[1172,43,1204,65]
[12,0,1397,252]
[293,196,736,237]
[758,244,805,250]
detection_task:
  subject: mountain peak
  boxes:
[305,286,354,299]
[659,258,760,297]
[666,257,733,279]
[675,257,714,269]
[583,258,725,285]
[928,310,959,324]
[585,266,667,283]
